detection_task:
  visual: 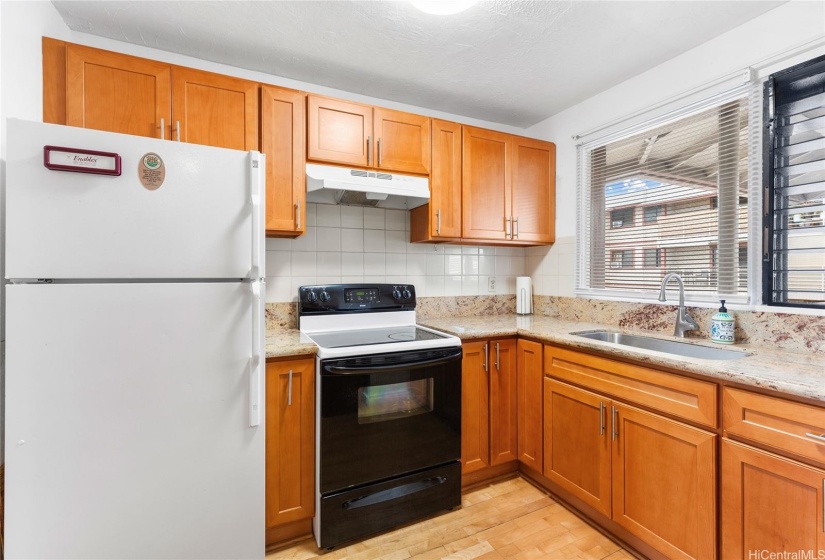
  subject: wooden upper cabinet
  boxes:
[266,358,315,536]
[721,439,825,559]
[373,108,430,174]
[512,137,555,243]
[64,43,171,139]
[516,339,543,472]
[307,96,430,175]
[461,340,490,475]
[489,339,517,466]
[307,95,372,167]
[409,119,461,243]
[544,379,612,517]
[612,402,716,560]
[260,85,306,236]
[172,67,258,151]
[462,126,512,241]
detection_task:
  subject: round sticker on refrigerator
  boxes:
[138,152,166,190]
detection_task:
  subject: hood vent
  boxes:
[306,163,430,209]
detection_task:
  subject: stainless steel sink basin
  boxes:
[572,330,748,360]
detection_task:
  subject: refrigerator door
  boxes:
[4,282,264,559]
[5,119,265,280]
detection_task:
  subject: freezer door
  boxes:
[4,283,264,559]
[5,119,264,280]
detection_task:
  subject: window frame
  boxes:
[762,53,825,310]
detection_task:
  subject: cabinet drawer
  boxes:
[723,387,825,466]
[545,345,717,428]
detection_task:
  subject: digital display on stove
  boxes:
[345,288,379,303]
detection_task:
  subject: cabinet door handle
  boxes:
[514,216,519,239]
[482,343,488,372]
[296,200,301,230]
[611,406,618,441]
[599,402,606,436]
[495,342,500,371]
[175,120,181,142]
[505,216,512,239]
[367,136,372,165]
[160,117,165,140]
[806,432,825,443]
[377,138,382,166]
[287,369,293,406]
[436,209,441,235]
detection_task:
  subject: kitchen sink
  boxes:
[571,330,748,360]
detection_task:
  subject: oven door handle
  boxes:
[342,476,448,510]
[324,350,463,375]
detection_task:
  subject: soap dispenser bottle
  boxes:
[710,300,735,344]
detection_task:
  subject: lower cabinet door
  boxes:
[489,338,518,466]
[543,379,612,516]
[612,403,716,560]
[266,358,315,530]
[461,341,490,475]
[721,439,825,559]
[517,339,543,471]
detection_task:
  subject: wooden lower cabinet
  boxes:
[612,402,716,560]
[265,357,315,545]
[721,439,825,558]
[461,339,517,483]
[517,339,543,471]
[542,377,716,560]
[543,379,612,517]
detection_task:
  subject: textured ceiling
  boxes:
[51,0,784,128]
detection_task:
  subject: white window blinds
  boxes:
[577,88,754,303]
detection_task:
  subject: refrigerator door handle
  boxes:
[249,280,263,427]
[249,153,265,278]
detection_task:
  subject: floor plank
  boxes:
[266,477,634,560]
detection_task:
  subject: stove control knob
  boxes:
[392,289,402,300]
[402,289,412,300]
[305,291,318,304]
[319,291,330,303]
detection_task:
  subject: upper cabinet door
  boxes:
[428,119,462,239]
[462,126,511,241]
[512,137,556,244]
[172,67,258,151]
[373,108,430,174]
[307,95,372,167]
[66,44,171,139]
[260,86,306,237]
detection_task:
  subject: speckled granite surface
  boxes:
[418,314,825,403]
[265,329,316,359]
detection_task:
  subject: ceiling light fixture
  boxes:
[410,0,478,15]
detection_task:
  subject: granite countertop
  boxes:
[418,314,825,404]
[265,329,317,359]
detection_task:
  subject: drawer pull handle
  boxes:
[287,369,293,406]
[806,432,825,443]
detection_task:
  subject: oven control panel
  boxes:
[299,283,416,314]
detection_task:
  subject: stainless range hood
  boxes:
[305,163,430,209]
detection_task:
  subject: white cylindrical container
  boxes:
[516,276,532,315]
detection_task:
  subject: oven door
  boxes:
[319,346,462,495]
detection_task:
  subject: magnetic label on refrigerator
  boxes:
[43,146,121,176]
[138,152,166,190]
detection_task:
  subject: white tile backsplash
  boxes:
[265,202,547,302]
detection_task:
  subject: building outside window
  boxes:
[610,207,635,228]
[644,248,663,268]
[610,250,634,269]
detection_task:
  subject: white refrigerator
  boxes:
[4,119,266,559]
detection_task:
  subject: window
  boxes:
[611,250,634,269]
[577,88,753,302]
[644,248,662,268]
[643,205,663,223]
[764,54,825,309]
[611,207,635,228]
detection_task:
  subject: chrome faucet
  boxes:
[658,273,699,338]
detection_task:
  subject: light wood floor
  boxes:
[266,477,637,560]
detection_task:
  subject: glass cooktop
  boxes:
[309,326,449,349]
